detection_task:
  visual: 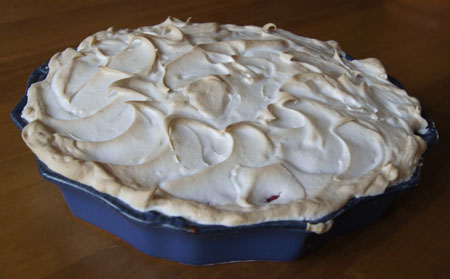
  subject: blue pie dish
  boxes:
[11,60,438,265]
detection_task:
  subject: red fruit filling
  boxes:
[265,194,280,203]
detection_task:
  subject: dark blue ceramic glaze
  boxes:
[11,60,438,265]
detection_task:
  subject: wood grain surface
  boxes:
[1,0,449,278]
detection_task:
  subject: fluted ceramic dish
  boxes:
[11,58,438,265]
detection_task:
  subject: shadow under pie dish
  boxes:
[11,18,438,265]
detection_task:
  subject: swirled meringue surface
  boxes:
[22,18,428,226]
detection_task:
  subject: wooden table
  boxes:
[1,0,449,278]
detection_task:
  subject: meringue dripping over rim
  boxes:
[21,17,428,227]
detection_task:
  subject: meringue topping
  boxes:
[22,18,428,226]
